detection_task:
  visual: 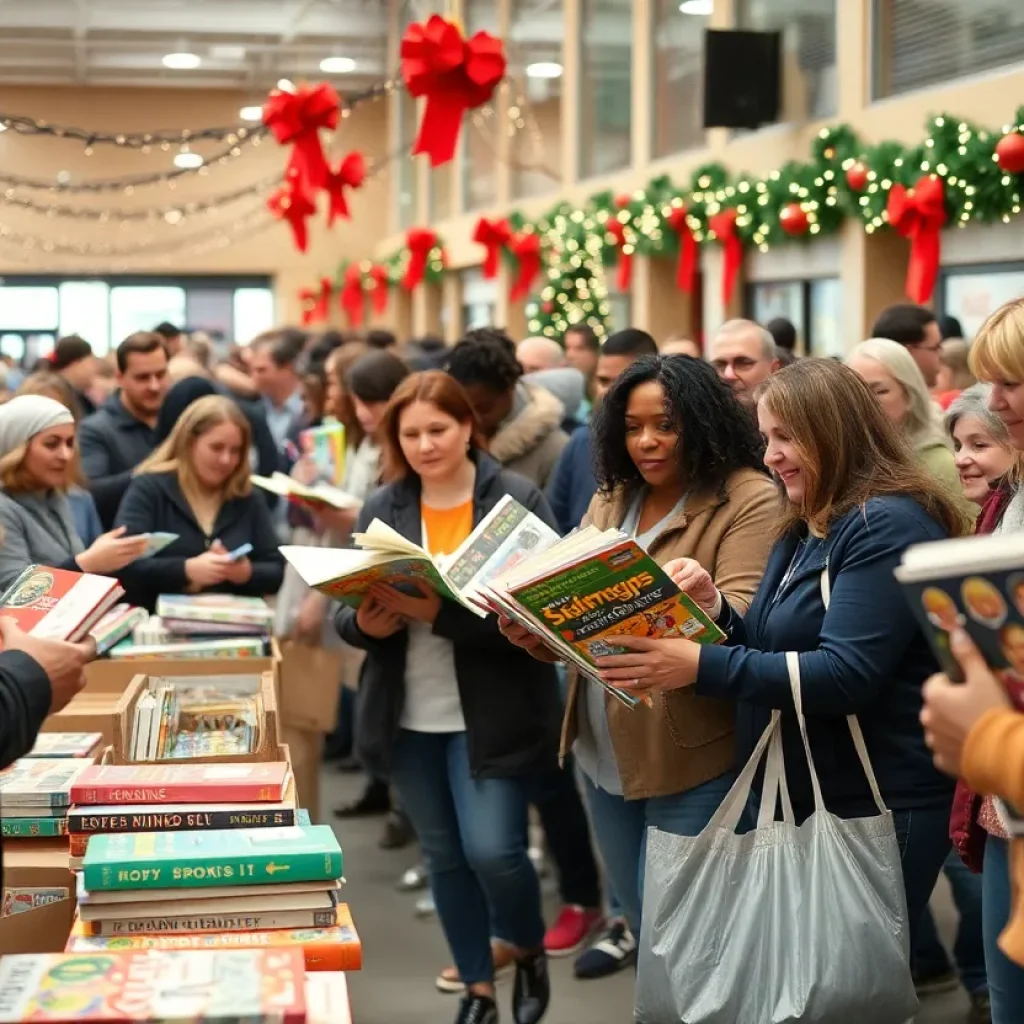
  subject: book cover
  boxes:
[155,595,273,629]
[2,817,70,839]
[251,474,360,512]
[0,566,122,645]
[67,905,362,973]
[68,796,297,838]
[25,734,103,759]
[2,887,70,918]
[79,886,338,923]
[0,759,94,807]
[299,421,345,487]
[0,949,307,1022]
[82,825,343,892]
[71,764,290,807]
[107,637,268,661]
[90,607,149,657]
[1,803,65,819]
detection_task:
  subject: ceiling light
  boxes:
[525,61,563,79]
[173,152,204,169]
[162,52,201,70]
[679,0,713,13]
[319,56,356,74]
[239,106,263,122]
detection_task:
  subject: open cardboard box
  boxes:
[39,689,128,749]
[277,640,348,733]
[0,839,75,954]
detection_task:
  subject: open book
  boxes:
[281,495,561,620]
[252,471,361,511]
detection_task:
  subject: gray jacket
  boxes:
[0,490,84,592]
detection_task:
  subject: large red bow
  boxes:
[473,216,513,279]
[402,228,439,291]
[665,205,698,294]
[299,277,332,326]
[886,175,946,304]
[267,173,316,253]
[606,216,633,293]
[708,208,742,306]
[340,264,365,327]
[400,15,507,168]
[263,82,340,201]
[368,264,390,315]
[326,151,366,226]
[509,231,541,302]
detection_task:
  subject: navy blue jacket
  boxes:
[547,425,596,535]
[696,496,955,819]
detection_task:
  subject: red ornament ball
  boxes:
[542,301,554,314]
[846,161,869,192]
[779,202,809,237]
[996,132,1024,175]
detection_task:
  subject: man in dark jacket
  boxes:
[0,618,95,886]
[79,332,169,528]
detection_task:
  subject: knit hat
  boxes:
[0,394,74,458]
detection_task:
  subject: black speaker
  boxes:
[702,29,782,130]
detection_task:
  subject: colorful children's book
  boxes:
[0,948,308,1022]
[81,824,343,892]
[2,887,69,918]
[0,758,94,808]
[25,734,103,759]
[89,605,149,657]
[299,421,345,487]
[251,472,360,512]
[70,764,291,807]
[154,595,273,630]
[108,637,268,661]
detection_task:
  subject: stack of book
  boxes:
[89,602,149,655]
[0,756,96,840]
[24,732,103,760]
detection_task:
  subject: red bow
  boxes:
[665,206,698,294]
[340,264,365,327]
[400,15,507,168]
[299,277,332,326]
[886,176,947,304]
[708,208,742,306]
[267,173,316,253]
[508,231,541,302]
[368,264,390,315]
[326,151,366,227]
[606,217,633,293]
[262,82,340,202]
[402,228,439,291]
[473,216,513,279]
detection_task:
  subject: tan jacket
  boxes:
[489,383,568,490]
[560,468,779,800]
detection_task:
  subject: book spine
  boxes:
[84,848,343,892]
[68,806,297,834]
[92,908,338,936]
[1,817,68,838]
[0,792,68,809]
[70,781,284,805]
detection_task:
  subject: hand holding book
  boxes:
[595,634,702,696]
[75,526,152,575]
[0,617,92,713]
[355,594,406,639]
[369,578,442,624]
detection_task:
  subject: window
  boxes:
[605,288,632,332]
[751,281,805,342]
[110,286,186,345]
[508,0,564,198]
[0,286,59,331]
[462,0,501,211]
[873,0,1024,99]
[651,0,708,157]
[809,278,842,357]
[749,277,842,356]
[737,0,836,120]
[578,0,633,179]
[233,288,276,344]
[460,267,497,331]
[59,281,110,354]
[942,266,1024,341]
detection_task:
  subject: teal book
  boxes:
[1,816,69,838]
[82,823,342,893]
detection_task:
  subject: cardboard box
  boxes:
[278,641,347,733]
[282,726,323,824]
[39,690,126,748]
[0,839,75,954]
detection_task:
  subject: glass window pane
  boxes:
[944,270,1024,342]
[605,290,632,332]
[809,278,842,357]
[508,0,564,199]
[0,286,59,330]
[59,281,111,355]
[873,0,1024,99]
[737,0,836,120]
[652,0,708,157]
[579,0,633,179]
[462,0,501,210]
[233,288,275,344]
[110,286,185,347]
[750,281,805,341]
[460,267,497,332]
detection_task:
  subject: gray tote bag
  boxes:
[635,572,918,1024]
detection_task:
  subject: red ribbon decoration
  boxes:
[299,277,332,326]
[267,173,316,253]
[708,208,742,306]
[472,216,513,279]
[886,175,947,304]
[340,265,365,328]
[402,228,439,291]
[326,151,367,226]
[400,15,507,168]
[508,232,541,302]
[605,217,633,293]
[262,82,340,202]
[368,264,390,315]
[665,206,698,294]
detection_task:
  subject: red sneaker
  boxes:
[543,905,603,957]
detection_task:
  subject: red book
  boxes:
[70,763,292,806]
[0,565,123,644]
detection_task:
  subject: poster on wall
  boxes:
[944,271,1024,340]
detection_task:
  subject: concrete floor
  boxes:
[324,769,970,1024]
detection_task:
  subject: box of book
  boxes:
[0,839,75,955]
[37,691,126,749]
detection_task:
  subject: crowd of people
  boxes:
[0,300,1022,1024]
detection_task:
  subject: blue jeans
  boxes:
[912,849,987,994]
[983,836,1024,1023]
[580,771,735,934]
[389,729,545,985]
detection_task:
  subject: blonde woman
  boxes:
[114,394,283,612]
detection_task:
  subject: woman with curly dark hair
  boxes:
[500,353,778,937]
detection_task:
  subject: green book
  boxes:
[82,824,342,893]
[1,816,69,838]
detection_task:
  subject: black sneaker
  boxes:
[968,990,992,1024]
[912,967,958,996]
[333,780,390,818]
[455,993,498,1024]
[512,951,549,1024]
[573,920,637,979]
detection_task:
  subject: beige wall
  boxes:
[0,86,390,324]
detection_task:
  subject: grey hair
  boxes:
[945,382,1011,444]
[717,319,777,361]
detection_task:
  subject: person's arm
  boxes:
[962,708,1024,810]
[229,496,285,596]
[695,506,925,716]
[710,481,779,616]
[0,507,77,591]
[0,650,51,769]
[546,435,578,536]
[78,420,132,529]
[114,479,190,592]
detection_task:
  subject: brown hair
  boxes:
[116,331,168,374]
[135,394,252,500]
[379,371,483,481]
[757,359,972,539]
[326,342,368,449]
[939,338,976,391]
[8,372,87,490]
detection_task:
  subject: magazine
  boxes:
[300,420,346,487]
